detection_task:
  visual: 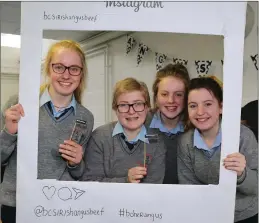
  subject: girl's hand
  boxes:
[223,152,246,177]
[127,166,147,183]
[59,140,83,166]
[4,103,25,134]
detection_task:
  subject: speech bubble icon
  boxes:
[58,187,72,201]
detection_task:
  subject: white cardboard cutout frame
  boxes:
[17,2,247,223]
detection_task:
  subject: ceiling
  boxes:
[0,2,104,42]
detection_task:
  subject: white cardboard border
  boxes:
[17,2,247,223]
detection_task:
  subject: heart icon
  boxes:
[42,186,56,200]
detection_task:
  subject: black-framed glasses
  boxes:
[52,63,82,76]
[117,102,146,113]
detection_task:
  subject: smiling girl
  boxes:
[84,77,165,183]
[145,63,190,184]
[177,77,258,223]
[0,40,94,223]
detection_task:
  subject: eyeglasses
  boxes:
[52,63,82,76]
[117,102,146,113]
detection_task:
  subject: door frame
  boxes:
[84,44,112,124]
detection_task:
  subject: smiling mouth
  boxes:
[126,117,139,121]
[196,118,210,123]
[165,106,177,112]
[59,82,72,87]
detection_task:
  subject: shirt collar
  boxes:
[39,87,77,114]
[112,122,149,144]
[193,128,222,151]
[149,111,184,135]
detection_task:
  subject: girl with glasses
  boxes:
[145,63,190,184]
[83,77,165,183]
[178,77,258,223]
[0,40,94,223]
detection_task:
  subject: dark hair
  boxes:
[189,77,223,103]
[241,100,258,141]
[152,63,190,109]
[185,77,223,130]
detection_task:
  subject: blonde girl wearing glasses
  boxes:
[0,40,94,223]
[83,77,165,183]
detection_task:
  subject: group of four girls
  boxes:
[0,40,257,223]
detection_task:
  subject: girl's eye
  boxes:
[176,93,184,97]
[71,67,79,72]
[189,104,196,108]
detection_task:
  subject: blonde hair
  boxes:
[40,40,87,104]
[207,75,223,88]
[112,78,151,110]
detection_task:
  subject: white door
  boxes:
[82,49,107,130]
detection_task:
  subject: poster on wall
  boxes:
[16,1,247,223]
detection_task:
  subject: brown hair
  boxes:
[40,40,87,104]
[152,63,190,109]
[185,77,223,131]
[112,77,151,110]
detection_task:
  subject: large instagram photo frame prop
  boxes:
[18,2,246,223]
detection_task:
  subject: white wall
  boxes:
[108,32,257,103]
[1,74,19,109]
[109,32,224,97]
[98,3,258,121]
[242,2,258,105]
[1,46,20,109]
